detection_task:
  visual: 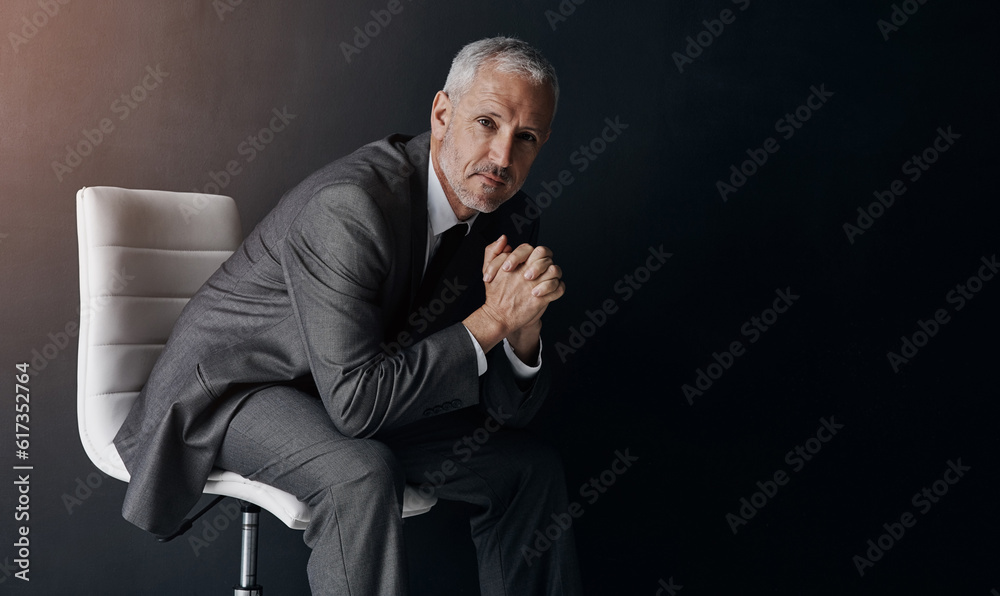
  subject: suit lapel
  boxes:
[407,171,427,309]
[404,135,431,310]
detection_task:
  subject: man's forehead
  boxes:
[460,71,555,129]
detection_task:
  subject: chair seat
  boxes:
[90,393,435,532]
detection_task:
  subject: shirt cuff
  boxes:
[503,337,542,381]
[464,325,489,376]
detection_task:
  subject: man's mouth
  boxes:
[476,172,506,186]
[471,165,511,187]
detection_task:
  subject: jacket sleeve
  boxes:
[478,346,551,428]
[282,183,480,437]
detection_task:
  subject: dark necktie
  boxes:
[414,224,466,308]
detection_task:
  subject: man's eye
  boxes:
[518,133,537,143]
[477,118,493,128]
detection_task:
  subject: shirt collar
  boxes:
[427,157,477,236]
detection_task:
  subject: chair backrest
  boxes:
[76,186,241,481]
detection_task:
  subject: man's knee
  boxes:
[357,439,405,492]
[483,433,568,502]
[307,438,403,503]
[522,439,567,485]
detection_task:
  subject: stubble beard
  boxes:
[439,124,520,214]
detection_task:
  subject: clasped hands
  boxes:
[463,235,565,363]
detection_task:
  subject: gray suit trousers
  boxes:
[215,385,581,596]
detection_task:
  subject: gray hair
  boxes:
[443,37,559,120]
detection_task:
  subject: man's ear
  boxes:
[430,91,452,141]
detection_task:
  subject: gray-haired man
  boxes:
[115,37,581,595]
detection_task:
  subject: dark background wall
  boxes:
[1,0,998,594]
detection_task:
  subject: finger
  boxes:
[484,251,514,283]
[482,235,509,279]
[524,260,559,282]
[501,243,538,272]
[531,279,566,299]
[519,246,555,278]
[483,235,508,270]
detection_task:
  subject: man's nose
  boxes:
[489,134,514,169]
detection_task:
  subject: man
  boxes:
[114,37,580,595]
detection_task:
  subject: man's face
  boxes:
[431,65,555,220]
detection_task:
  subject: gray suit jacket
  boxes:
[114,132,550,535]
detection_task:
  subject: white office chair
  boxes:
[76,186,436,595]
